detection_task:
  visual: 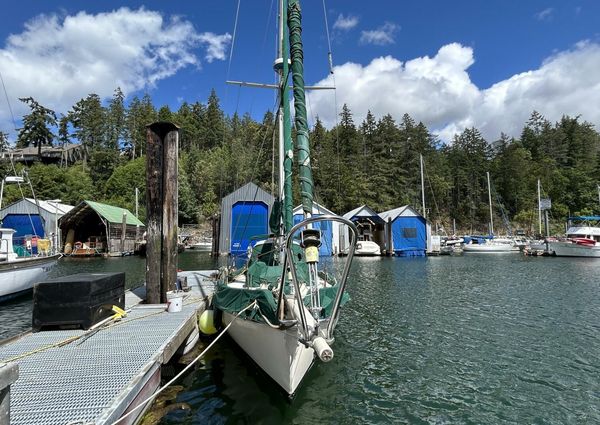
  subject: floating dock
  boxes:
[0,270,217,425]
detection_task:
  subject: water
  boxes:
[2,253,600,423]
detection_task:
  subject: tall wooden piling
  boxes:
[146,122,180,304]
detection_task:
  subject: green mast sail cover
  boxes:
[282,0,294,232]
[288,0,314,215]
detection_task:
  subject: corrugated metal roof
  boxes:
[219,182,274,254]
[85,201,144,226]
[379,205,423,222]
[343,205,382,221]
[25,198,74,214]
[292,202,336,216]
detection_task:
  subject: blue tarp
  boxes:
[230,202,269,255]
[1,214,45,244]
[293,214,333,256]
[391,216,426,257]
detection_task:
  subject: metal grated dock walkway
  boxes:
[0,270,217,425]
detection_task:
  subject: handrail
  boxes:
[276,214,358,340]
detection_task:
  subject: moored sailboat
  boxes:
[213,0,358,396]
[0,175,60,301]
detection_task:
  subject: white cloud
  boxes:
[359,22,399,46]
[535,8,554,21]
[333,14,359,31]
[198,32,232,63]
[0,8,230,140]
[307,41,600,143]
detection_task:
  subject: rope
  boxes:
[111,300,258,425]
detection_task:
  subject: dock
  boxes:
[0,270,217,425]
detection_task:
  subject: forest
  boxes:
[2,87,600,236]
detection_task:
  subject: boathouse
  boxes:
[293,202,342,256]
[379,205,427,257]
[58,200,144,256]
[341,205,386,254]
[0,198,73,248]
[218,182,274,256]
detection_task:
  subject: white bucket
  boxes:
[166,290,183,312]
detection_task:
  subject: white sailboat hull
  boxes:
[547,241,600,257]
[0,255,59,301]
[222,311,315,395]
[463,243,515,253]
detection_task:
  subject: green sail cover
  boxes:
[303,286,350,318]
[288,0,315,215]
[215,286,279,324]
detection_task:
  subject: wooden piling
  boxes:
[386,217,393,256]
[146,122,180,304]
[120,212,127,255]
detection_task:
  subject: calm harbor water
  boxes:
[2,252,600,423]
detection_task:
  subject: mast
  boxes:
[538,179,542,235]
[288,0,314,218]
[281,0,294,232]
[420,154,426,219]
[487,171,494,236]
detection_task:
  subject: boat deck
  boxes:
[0,270,217,425]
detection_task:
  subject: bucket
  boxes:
[166,290,183,312]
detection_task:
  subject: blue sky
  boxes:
[0,1,599,143]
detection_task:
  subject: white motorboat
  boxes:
[0,228,59,301]
[547,224,600,257]
[212,0,358,397]
[189,239,212,251]
[354,240,381,256]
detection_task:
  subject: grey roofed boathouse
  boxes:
[219,182,274,256]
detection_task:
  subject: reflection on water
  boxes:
[156,255,600,424]
[3,253,600,423]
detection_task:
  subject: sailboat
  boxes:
[0,175,60,301]
[463,172,516,253]
[213,0,358,396]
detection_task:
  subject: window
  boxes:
[403,227,417,238]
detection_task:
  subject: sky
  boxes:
[0,0,599,144]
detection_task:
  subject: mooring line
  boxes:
[111,300,257,425]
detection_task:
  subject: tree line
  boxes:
[3,88,600,236]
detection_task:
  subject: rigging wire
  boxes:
[320,0,342,206]
[0,70,18,133]
[228,95,282,265]
[321,0,334,74]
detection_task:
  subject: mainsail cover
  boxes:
[288,0,314,216]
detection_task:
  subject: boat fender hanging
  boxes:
[199,310,218,335]
[313,336,333,362]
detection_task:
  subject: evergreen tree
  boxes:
[204,89,225,149]
[16,97,57,158]
[106,87,126,151]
